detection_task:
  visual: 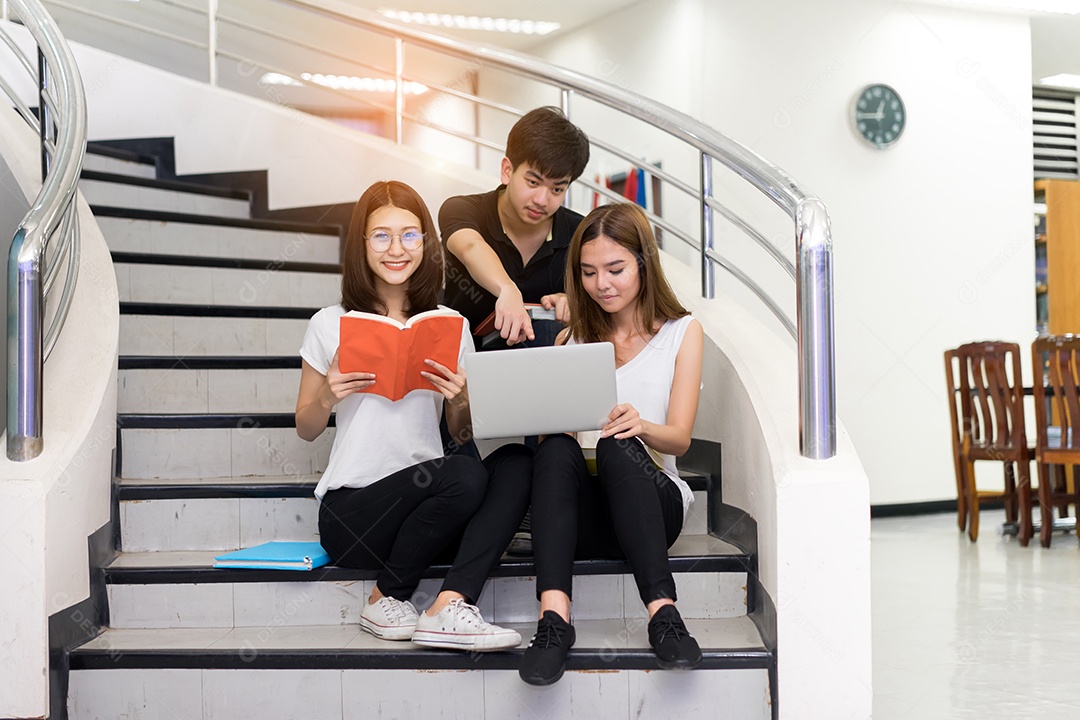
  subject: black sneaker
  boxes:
[519,610,575,686]
[648,604,702,670]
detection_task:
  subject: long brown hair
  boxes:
[341,181,443,316]
[565,202,688,343]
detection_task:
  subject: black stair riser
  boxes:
[120,302,318,319]
[112,252,340,274]
[119,484,316,501]
[117,413,317,429]
[103,554,751,585]
[69,647,771,672]
[119,356,302,370]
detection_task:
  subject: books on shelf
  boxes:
[338,309,464,402]
[213,541,331,571]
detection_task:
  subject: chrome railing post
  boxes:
[796,199,836,459]
[5,0,87,461]
[37,48,49,180]
[699,152,715,299]
[207,0,218,86]
[8,231,43,460]
[394,37,403,144]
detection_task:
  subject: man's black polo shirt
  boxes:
[439,186,584,335]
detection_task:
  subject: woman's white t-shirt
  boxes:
[300,304,473,500]
[570,315,698,517]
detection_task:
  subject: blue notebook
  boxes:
[213,541,331,571]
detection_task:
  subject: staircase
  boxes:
[64,141,775,719]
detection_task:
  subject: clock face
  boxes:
[853,84,905,149]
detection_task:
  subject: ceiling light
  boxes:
[259,72,428,94]
[378,8,560,35]
[1040,73,1080,89]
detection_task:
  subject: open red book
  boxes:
[338,309,464,402]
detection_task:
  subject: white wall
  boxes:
[62,38,491,213]
[505,0,1034,506]
[0,74,119,717]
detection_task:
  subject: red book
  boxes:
[338,310,464,402]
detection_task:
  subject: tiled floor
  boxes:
[872,508,1080,719]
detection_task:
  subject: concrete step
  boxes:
[116,472,708,550]
[117,367,301,414]
[113,262,340,308]
[69,618,771,720]
[118,314,310,357]
[117,425,332,480]
[104,532,748,628]
[95,214,342,265]
[80,176,252,218]
[82,152,157,179]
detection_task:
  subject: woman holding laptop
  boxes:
[519,202,706,686]
[295,180,531,653]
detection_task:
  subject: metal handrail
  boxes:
[2,0,87,460]
[46,0,835,458]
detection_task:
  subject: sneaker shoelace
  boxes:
[381,597,415,623]
[651,614,690,643]
[530,616,569,649]
[446,598,491,630]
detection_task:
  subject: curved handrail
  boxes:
[44,0,835,458]
[275,0,837,459]
[3,0,87,460]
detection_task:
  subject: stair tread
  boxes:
[70,616,768,671]
[119,473,323,487]
[118,469,707,489]
[104,533,749,584]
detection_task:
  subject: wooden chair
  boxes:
[944,342,1033,544]
[1030,335,1080,547]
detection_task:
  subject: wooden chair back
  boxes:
[944,341,1030,542]
[1030,335,1080,546]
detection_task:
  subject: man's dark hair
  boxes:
[505,106,590,182]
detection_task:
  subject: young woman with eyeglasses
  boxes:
[519,202,705,685]
[296,180,531,652]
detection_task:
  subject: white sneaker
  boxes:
[411,598,522,652]
[359,595,419,641]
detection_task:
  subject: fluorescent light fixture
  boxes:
[378,8,560,35]
[950,0,1080,12]
[261,73,303,86]
[260,72,428,95]
[1040,73,1080,88]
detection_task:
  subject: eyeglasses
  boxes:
[366,228,425,252]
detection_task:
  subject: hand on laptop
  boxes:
[495,287,535,346]
[600,403,646,440]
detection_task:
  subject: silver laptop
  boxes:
[465,343,617,440]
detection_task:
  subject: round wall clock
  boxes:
[852,84,906,149]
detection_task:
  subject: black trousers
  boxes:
[531,434,684,606]
[319,445,532,602]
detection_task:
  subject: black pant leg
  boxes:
[531,434,597,600]
[441,443,534,602]
[318,454,487,599]
[593,437,685,605]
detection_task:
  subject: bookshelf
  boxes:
[1034,179,1080,335]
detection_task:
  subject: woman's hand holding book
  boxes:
[321,350,376,408]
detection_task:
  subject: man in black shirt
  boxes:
[440,107,590,348]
